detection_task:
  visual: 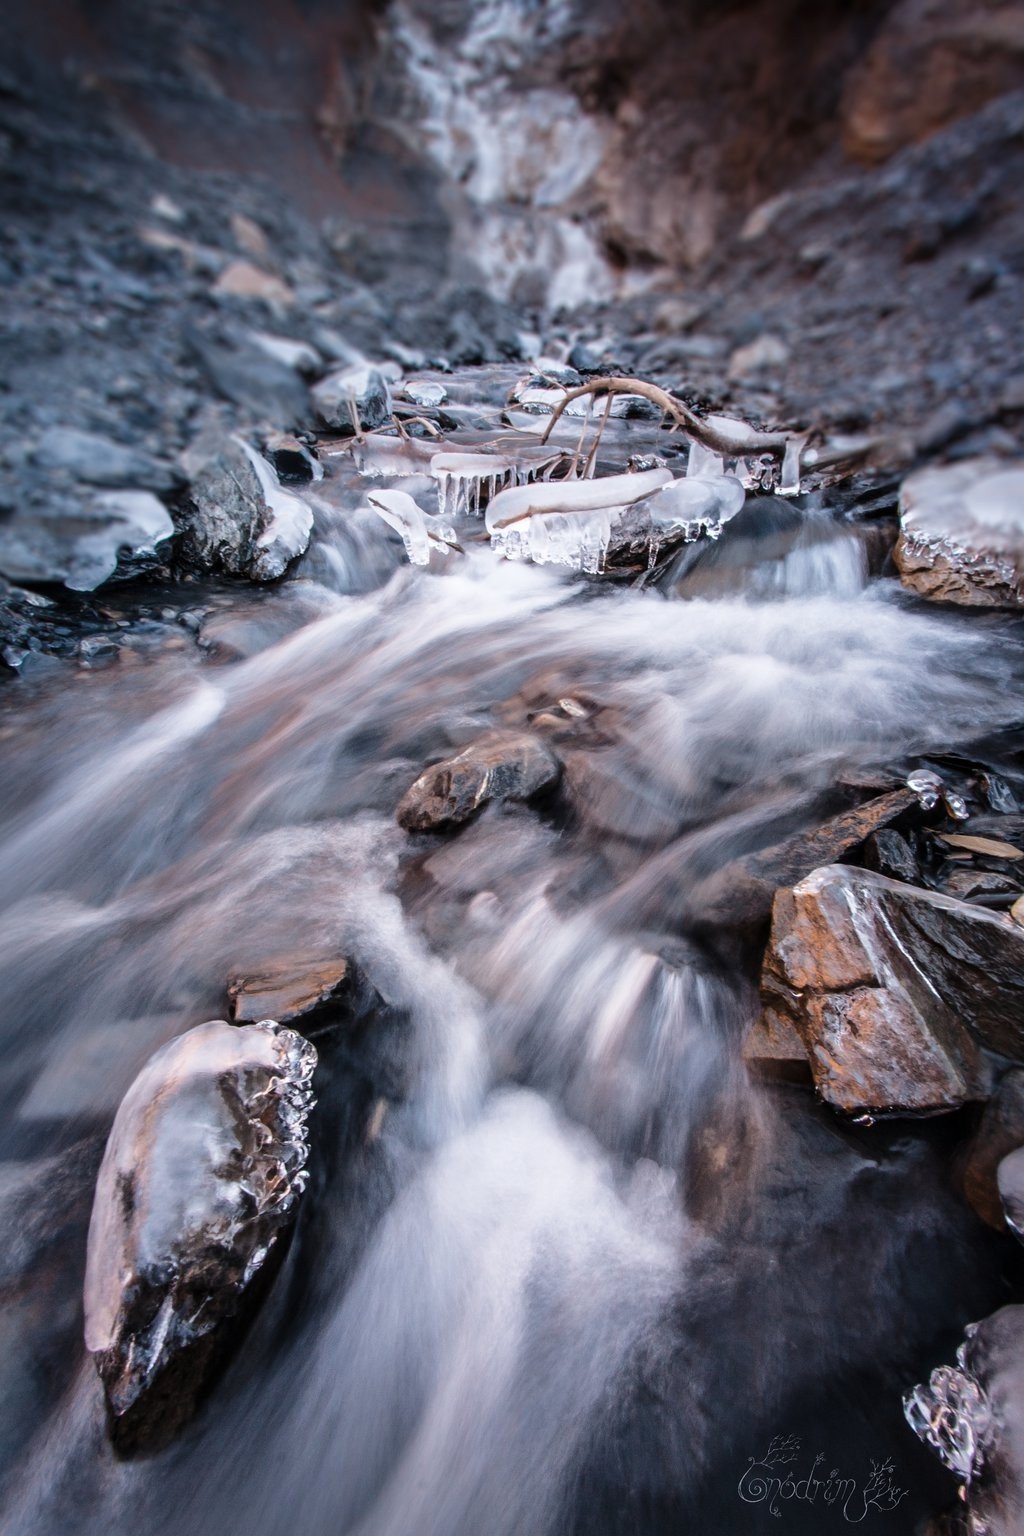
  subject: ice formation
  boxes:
[431,447,568,519]
[904,1358,995,1481]
[367,488,460,566]
[484,468,745,573]
[238,440,314,581]
[84,1019,317,1417]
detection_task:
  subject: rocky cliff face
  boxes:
[6,0,1022,309]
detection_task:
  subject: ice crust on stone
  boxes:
[904,1357,995,1482]
[404,380,448,407]
[64,491,175,592]
[238,440,314,580]
[84,1019,316,1416]
[367,488,459,566]
[485,469,745,573]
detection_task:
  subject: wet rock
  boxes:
[262,433,320,483]
[311,362,392,434]
[84,1020,316,1451]
[906,1305,1024,1536]
[862,827,921,884]
[228,956,350,1026]
[963,1070,1024,1228]
[34,428,178,492]
[741,1010,812,1084]
[759,865,1024,1114]
[397,733,561,833]
[691,788,919,933]
[895,458,1024,608]
[998,1146,1024,1239]
[179,425,268,577]
[942,869,1022,904]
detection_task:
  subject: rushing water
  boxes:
[2,389,1023,1534]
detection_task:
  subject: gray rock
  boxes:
[179,425,268,576]
[397,732,561,832]
[311,362,392,433]
[0,489,175,591]
[35,428,178,492]
[759,864,1024,1114]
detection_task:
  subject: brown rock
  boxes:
[213,259,294,312]
[841,0,1024,165]
[894,458,1024,609]
[228,956,349,1025]
[963,1070,1024,1228]
[692,787,919,931]
[760,865,1024,1114]
[396,733,560,833]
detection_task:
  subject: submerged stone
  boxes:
[397,732,561,832]
[228,957,350,1025]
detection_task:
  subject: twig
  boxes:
[539,377,793,458]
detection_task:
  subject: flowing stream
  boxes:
[2,372,1023,1533]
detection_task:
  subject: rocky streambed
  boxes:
[0,336,1024,1535]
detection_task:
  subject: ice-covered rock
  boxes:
[0,487,175,592]
[895,457,1024,608]
[404,379,448,407]
[84,1020,316,1439]
[906,1306,1024,1536]
[483,468,744,574]
[312,362,392,434]
[397,732,560,832]
[759,865,1024,1114]
[238,441,314,581]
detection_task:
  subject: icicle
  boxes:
[780,436,803,496]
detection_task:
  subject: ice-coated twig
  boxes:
[538,377,793,457]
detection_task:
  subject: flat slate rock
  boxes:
[760,864,1024,1114]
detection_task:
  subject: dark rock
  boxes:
[179,424,267,577]
[691,788,919,932]
[397,732,561,833]
[963,1070,1024,1229]
[84,1020,316,1452]
[942,869,1022,903]
[263,433,320,483]
[228,956,350,1026]
[311,362,391,433]
[567,342,601,373]
[759,864,1024,1114]
[862,826,920,883]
